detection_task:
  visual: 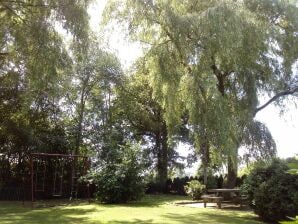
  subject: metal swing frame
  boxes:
[34,158,47,192]
[30,153,89,203]
[52,158,64,197]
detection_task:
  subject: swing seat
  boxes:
[52,194,62,197]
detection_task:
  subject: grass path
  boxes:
[0,194,294,224]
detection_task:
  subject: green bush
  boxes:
[184,180,205,200]
[243,159,298,222]
[206,175,217,189]
[87,142,146,203]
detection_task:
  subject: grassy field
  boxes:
[0,195,297,224]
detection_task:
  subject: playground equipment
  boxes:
[30,153,90,203]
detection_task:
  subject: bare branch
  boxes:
[254,86,298,115]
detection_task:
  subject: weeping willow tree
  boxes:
[103,0,298,186]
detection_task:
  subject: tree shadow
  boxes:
[93,194,187,208]
[0,196,265,224]
[0,201,155,224]
[162,211,263,224]
[0,201,101,224]
[106,219,154,224]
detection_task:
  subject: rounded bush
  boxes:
[243,159,298,222]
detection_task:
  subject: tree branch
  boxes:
[210,57,233,97]
[254,86,298,115]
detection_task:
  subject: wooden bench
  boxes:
[201,195,223,208]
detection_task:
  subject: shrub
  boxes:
[184,180,205,200]
[243,159,298,222]
[87,142,146,203]
[206,175,217,189]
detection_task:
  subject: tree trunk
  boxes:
[203,164,208,186]
[201,139,210,186]
[226,147,238,188]
[156,126,168,193]
[74,90,85,155]
[71,84,86,199]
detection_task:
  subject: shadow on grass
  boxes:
[161,211,263,224]
[105,219,154,224]
[0,201,100,224]
[94,194,187,208]
[0,196,267,224]
[0,202,154,224]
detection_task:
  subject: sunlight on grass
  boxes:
[0,195,295,224]
[280,217,298,224]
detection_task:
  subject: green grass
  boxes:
[287,163,298,170]
[0,194,293,224]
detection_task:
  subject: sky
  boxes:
[88,1,298,162]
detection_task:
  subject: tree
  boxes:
[0,0,92,188]
[65,37,122,156]
[113,69,184,191]
[60,37,122,197]
[0,0,90,160]
[103,0,298,186]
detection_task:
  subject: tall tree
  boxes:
[0,0,90,160]
[113,69,184,191]
[0,0,91,186]
[103,0,298,186]
[66,37,122,155]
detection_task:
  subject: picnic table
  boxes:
[202,188,243,208]
[208,188,240,197]
[201,194,223,208]
[208,188,241,195]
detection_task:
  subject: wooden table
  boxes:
[208,188,240,195]
[202,195,223,208]
[207,188,243,207]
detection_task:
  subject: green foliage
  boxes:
[205,175,218,189]
[238,160,267,176]
[243,159,298,222]
[286,156,298,175]
[88,141,146,203]
[241,121,276,163]
[196,166,220,189]
[113,72,185,191]
[103,0,298,186]
[184,180,205,200]
[66,37,122,154]
[0,0,91,157]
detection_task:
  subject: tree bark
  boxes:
[156,125,168,193]
[226,147,238,188]
[200,133,210,186]
[74,88,85,155]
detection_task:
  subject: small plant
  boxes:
[184,180,205,200]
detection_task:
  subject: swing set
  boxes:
[30,153,90,203]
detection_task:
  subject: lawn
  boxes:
[0,195,296,224]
